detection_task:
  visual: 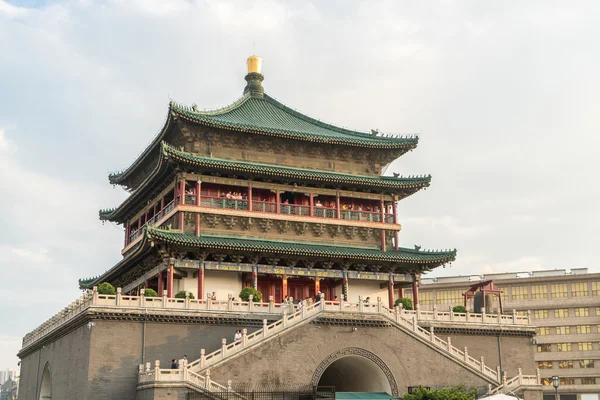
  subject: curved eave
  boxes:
[147,228,457,266]
[78,237,151,289]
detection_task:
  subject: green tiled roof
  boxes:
[163,142,431,190]
[170,94,418,149]
[147,227,456,265]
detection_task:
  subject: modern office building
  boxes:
[410,268,600,400]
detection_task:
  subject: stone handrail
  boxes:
[488,368,540,395]
[187,301,324,371]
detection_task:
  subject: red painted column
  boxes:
[412,278,419,309]
[309,193,314,217]
[196,180,201,206]
[398,287,404,299]
[336,193,341,219]
[158,271,164,296]
[144,280,150,288]
[197,264,205,300]
[315,277,321,295]
[124,222,129,247]
[282,274,288,299]
[379,199,385,223]
[167,263,174,298]
[252,265,258,290]
[180,177,186,204]
[248,185,253,212]
[160,196,165,215]
[392,200,399,251]
[276,191,281,214]
[388,276,395,308]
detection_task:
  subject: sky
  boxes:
[1,0,599,370]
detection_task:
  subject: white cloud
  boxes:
[0,0,29,18]
[403,216,492,237]
[476,257,545,275]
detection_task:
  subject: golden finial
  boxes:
[247,55,263,74]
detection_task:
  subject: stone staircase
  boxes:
[139,298,539,396]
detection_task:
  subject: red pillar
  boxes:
[248,185,253,211]
[144,280,150,288]
[392,200,399,251]
[252,265,258,290]
[276,191,281,214]
[315,277,321,295]
[180,177,186,204]
[309,193,314,217]
[167,263,174,298]
[388,276,395,308]
[197,264,204,300]
[282,274,288,299]
[399,287,404,299]
[379,199,385,223]
[124,222,129,247]
[158,271,164,296]
[412,278,419,309]
[336,194,341,219]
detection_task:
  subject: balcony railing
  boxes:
[280,204,310,216]
[200,196,249,210]
[185,195,197,205]
[252,201,276,213]
[313,207,337,218]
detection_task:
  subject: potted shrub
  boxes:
[394,297,413,310]
[97,282,116,295]
[143,288,158,297]
[452,305,467,313]
[239,287,262,302]
[174,290,195,299]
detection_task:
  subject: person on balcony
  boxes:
[315,200,323,207]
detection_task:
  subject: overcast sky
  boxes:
[1,0,599,370]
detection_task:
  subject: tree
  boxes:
[239,287,263,302]
[394,297,413,310]
[452,305,467,313]
[143,288,158,297]
[402,386,477,400]
[97,282,116,295]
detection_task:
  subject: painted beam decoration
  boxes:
[174,260,413,282]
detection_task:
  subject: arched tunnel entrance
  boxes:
[312,348,398,396]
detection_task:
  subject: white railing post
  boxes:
[412,316,417,331]
[227,380,232,393]
[447,337,452,352]
[416,304,421,319]
[302,304,306,318]
[503,371,507,385]
[162,290,168,307]
[497,311,501,324]
[497,366,501,381]
[140,291,146,307]
[513,309,517,324]
[154,360,160,381]
[138,364,144,376]
[228,295,233,311]
[242,328,248,347]
[429,327,435,342]
[92,286,98,304]
[518,368,523,385]
[183,359,188,380]
[207,294,212,310]
[221,338,227,357]
[466,310,470,322]
[464,347,469,362]
[433,305,437,320]
[200,349,206,368]
[248,295,253,312]
[395,306,400,322]
[263,319,268,338]
[269,296,274,313]
[185,291,190,309]
[527,310,532,325]
[358,296,364,313]
[480,356,485,372]
[377,297,382,313]
[205,369,211,389]
[536,368,541,384]
[481,310,486,323]
[450,307,454,321]
[116,287,122,306]
[339,298,344,311]
[282,310,288,328]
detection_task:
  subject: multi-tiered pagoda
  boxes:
[85,56,455,308]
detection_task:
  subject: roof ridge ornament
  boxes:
[244,55,264,98]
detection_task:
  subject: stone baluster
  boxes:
[228,295,233,311]
[512,309,517,324]
[145,362,151,372]
[480,356,485,372]
[527,310,532,325]
[464,347,469,362]
[205,369,211,390]
[394,306,400,322]
[447,337,452,352]
[481,310,486,323]
[450,307,454,321]
[221,338,227,357]
[536,368,541,384]
[140,291,146,307]
[412,316,417,331]
[433,305,437,320]
[153,361,159,380]
[487,384,492,394]
[92,286,98,304]
[185,291,190,309]
[358,296,364,313]
[269,296,274,313]
[116,287,122,306]
[262,319,268,338]
[242,328,248,346]
[497,311,501,324]
[227,380,232,393]
[182,359,188,380]
[301,303,307,318]
[282,310,288,327]
[162,290,168,308]
[248,295,253,312]
[466,310,470,322]
[503,371,507,385]
[138,364,144,375]
[207,294,212,310]
[429,326,435,342]
[200,349,206,368]
[518,368,523,384]
[339,298,344,311]
[416,304,421,319]
[497,366,501,381]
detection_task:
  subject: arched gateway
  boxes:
[39,362,52,399]
[311,348,399,397]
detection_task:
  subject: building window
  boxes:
[557,343,572,352]
[581,377,596,385]
[554,308,569,318]
[551,284,568,298]
[534,310,549,319]
[596,307,600,315]
[436,290,463,305]
[571,282,588,297]
[559,378,575,385]
[592,281,600,296]
[496,287,509,302]
[531,284,547,300]
[538,361,553,369]
[511,286,528,300]
[537,344,552,352]
[579,359,594,368]
[555,326,570,335]
[574,307,589,317]
[576,325,591,334]
[578,342,593,351]
[558,360,573,369]
[536,327,551,336]
[419,291,433,305]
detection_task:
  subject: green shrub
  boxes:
[394,297,413,310]
[402,386,477,400]
[143,288,158,297]
[452,305,467,313]
[174,290,195,299]
[97,282,116,295]
[239,287,262,302]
